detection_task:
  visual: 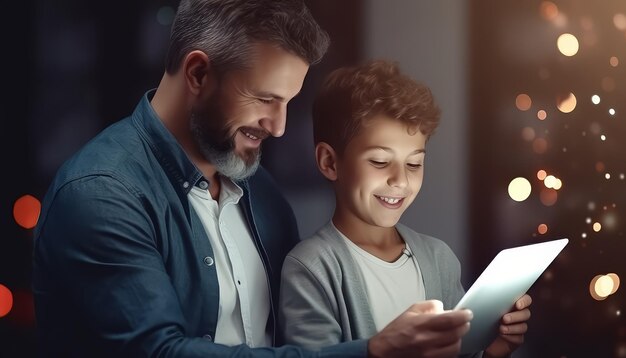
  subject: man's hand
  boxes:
[368,300,473,358]
[484,294,532,358]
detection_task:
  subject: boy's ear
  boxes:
[315,142,338,181]
[183,50,217,97]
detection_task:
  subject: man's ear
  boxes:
[315,142,338,181]
[182,50,216,96]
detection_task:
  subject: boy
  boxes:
[279,60,531,358]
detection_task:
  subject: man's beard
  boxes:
[190,97,261,181]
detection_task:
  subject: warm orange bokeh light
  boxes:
[13,194,41,229]
[537,110,547,120]
[540,188,558,206]
[610,56,619,67]
[537,170,547,180]
[557,92,577,113]
[540,1,559,21]
[0,284,13,318]
[516,94,532,111]
[538,224,548,234]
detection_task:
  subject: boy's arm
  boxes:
[279,254,344,349]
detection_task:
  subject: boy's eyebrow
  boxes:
[366,146,426,155]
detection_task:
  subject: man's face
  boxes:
[333,115,427,229]
[191,43,309,180]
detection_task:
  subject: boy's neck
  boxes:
[332,215,405,262]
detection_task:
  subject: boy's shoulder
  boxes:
[287,221,348,264]
[396,223,456,256]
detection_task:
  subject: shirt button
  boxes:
[203,256,214,266]
[203,334,212,341]
[182,181,190,189]
[199,180,209,190]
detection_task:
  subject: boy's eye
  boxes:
[407,163,423,170]
[369,160,388,167]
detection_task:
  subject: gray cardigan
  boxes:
[279,221,479,355]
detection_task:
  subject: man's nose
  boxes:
[259,103,287,137]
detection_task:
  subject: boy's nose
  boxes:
[387,164,409,188]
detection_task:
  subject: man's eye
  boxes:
[259,98,273,104]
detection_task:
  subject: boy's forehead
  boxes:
[346,116,427,153]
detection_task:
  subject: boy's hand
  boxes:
[484,294,532,358]
[368,300,473,358]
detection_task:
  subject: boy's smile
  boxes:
[332,114,427,230]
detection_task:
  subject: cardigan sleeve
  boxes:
[279,253,345,350]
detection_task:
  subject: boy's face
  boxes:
[333,115,427,228]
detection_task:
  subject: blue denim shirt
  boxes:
[33,91,367,357]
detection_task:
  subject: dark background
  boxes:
[1,1,625,357]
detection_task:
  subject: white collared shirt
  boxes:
[188,177,271,347]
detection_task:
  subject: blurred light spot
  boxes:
[553,178,562,190]
[557,33,579,56]
[610,56,619,67]
[557,92,577,113]
[540,1,559,20]
[586,217,592,224]
[614,13,626,31]
[516,94,532,111]
[590,122,601,135]
[0,284,12,318]
[533,138,548,154]
[13,195,41,229]
[562,147,567,152]
[620,173,625,180]
[508,177,532,202]
[156,6,175,26]
[537,169,547,180]
[601,134,606,141]
[602,77,616,92]
[538,224,548,234]
[593,222,602,232]
[544,175,557,188]
[588,202,596,210]
[521,127,536,141]
[537,110,547,120]
[605,173,611,180]
[591,95,601,104]
[582,232,587,238]
[607,273,620,294]
[609,108,616,115]
[595,275,614,297]
[590,275,606,300]
[596,161,605,172]
[540,188,558,206]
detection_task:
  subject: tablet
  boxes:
[454,238,568,354]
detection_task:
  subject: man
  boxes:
[33,1,472,357]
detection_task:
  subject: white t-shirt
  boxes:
[340,229,426,331]
[188,178,271,347]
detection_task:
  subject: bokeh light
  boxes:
[540,1,559,21]
[609,108,616,115]
[537,169,547,180]
[13,194,41,229]
[540,188,558,206]
[537,109,547,120]
[516,93,532,111]
[557,33,579,56]
[591,94,600,104]
[614,13,626,31]
[557,92,577,113]
[538,223,548,234]
[0,284,13,318]
[610,56,619,67]
[607,273,620,295]
[593,222,602,232]
[508,177,532,202]
[522,127,536,141]
[533,138,548,154]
